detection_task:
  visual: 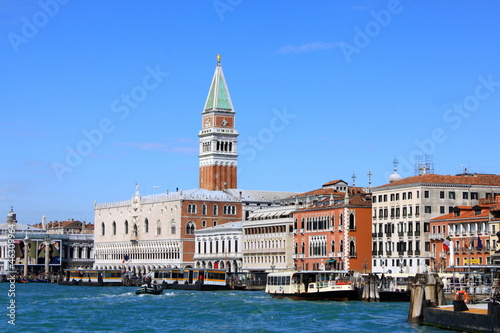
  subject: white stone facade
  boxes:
[194,221,242,272]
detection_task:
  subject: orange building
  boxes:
[293,182,372,273]
[429,196,500,272]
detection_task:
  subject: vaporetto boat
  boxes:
[150,268,229,290]
[265,270,359,301]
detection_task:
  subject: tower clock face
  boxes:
[221,119,228,127]
[205,118,211,127]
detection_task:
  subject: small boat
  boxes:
[265,270,359,301]
[135,284,163,295]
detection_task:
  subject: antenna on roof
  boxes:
[367,170,373,192]
[351,173,356,187]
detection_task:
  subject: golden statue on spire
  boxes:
[217,54,221,63]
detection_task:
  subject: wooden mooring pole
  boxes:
[408,273,446,323]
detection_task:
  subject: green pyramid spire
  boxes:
[204,55,234,112]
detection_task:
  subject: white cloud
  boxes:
[277,41,340,54]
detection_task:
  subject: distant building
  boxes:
[293,181,372,273]
[430,195,500,272]
[0,208,94,276]
[371,169,500,274]
[30,218,94,235]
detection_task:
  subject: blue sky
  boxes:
[1,0,499,223]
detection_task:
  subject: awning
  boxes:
[326,259,336,263]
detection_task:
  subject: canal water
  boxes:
[1,284,445,332]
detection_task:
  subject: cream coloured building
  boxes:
[242,205,296,274]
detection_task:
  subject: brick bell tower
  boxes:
[199,55,238,191]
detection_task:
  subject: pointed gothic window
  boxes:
[171,219,176,234]
[144,218,149,233]
[213,204,218,216]
[112,221,116,235]
[156,220,161,235]
[186,221,195,235]
[101,222,105,236]
[124,220,129,234]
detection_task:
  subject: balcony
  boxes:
[377,232,383,237]
[415,250,421,255]
[293,253,304,259]
[429,233,445,240]
[407,231,413,236]
[372,250,378,255]
[414,231,421,236]
[386,251,392,256]
[407,250,413,255]
[398,232,404,237]
[372,232,377,237]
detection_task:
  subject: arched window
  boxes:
[156,220,161,235]
[301,242,305,254]
[186,221,195,235]
[124,220,129,234]
[331,241,335,252]
[144,218,149,233]
[350,241,356,257]
[112,221,116,235]
[213,204,218,216]
[223,206,227,214]
[202,204,207,215]
[349,213,355,230]
[133,224,138,237]
[101,222,105,236]
[171,219,176,235]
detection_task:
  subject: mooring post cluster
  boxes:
[408,273,445,323]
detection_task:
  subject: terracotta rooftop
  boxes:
[376,173,500,188]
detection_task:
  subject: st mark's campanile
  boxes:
[198,55,238,191]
